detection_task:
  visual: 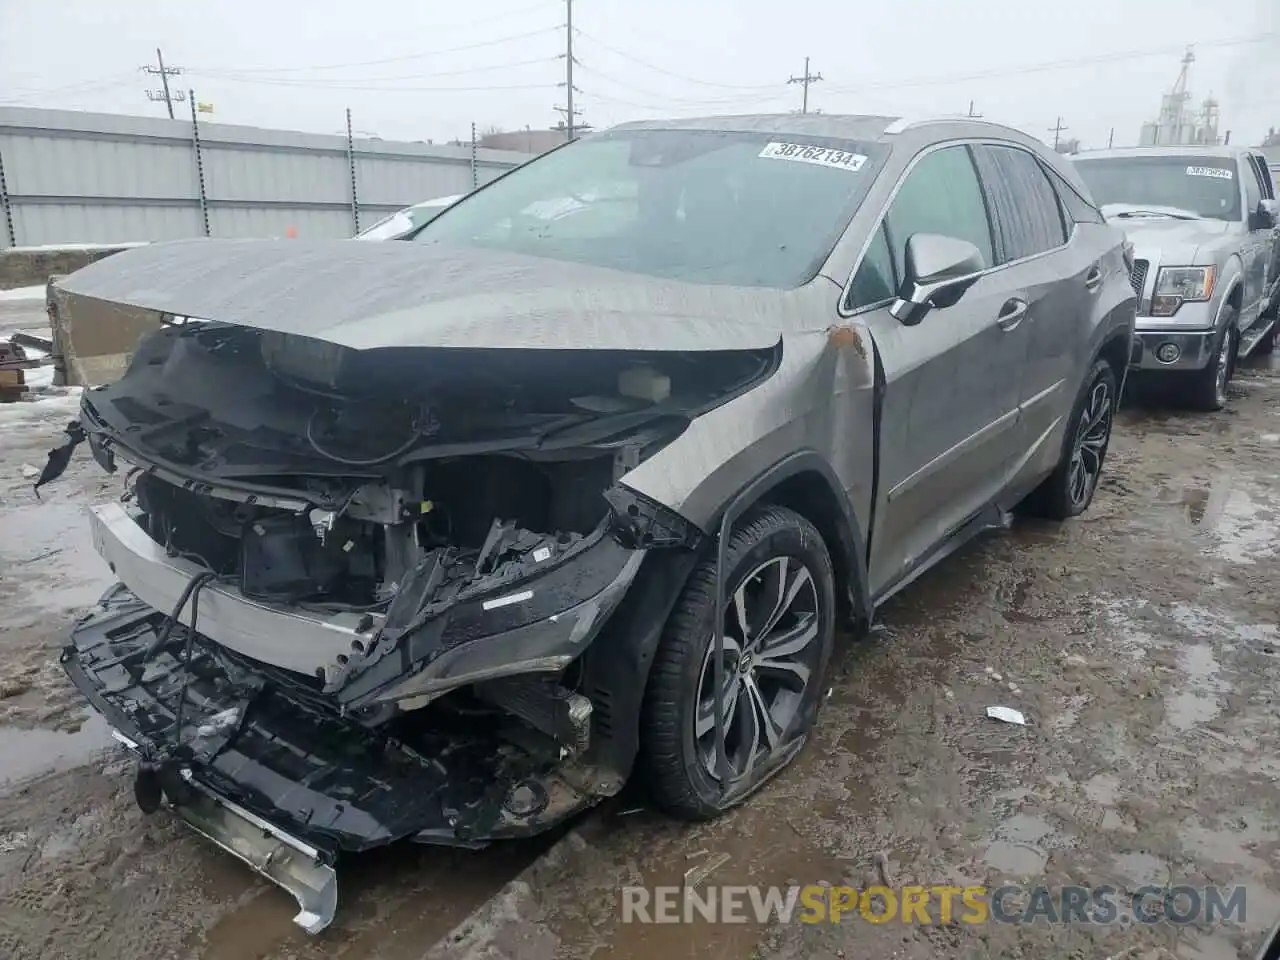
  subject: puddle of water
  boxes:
[0,500,112,614]
[982,813,1060,876]
[1110,850,1167,888]
[0,711,116,787]
[1165,644,1225,732]
[1193,476,1279,565]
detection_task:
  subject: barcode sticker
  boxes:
[1186,166,1233,180]
[759,142,868,172]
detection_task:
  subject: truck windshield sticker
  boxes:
[1186,166,1233,180]
[759,142,868,172]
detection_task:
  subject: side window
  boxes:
[1244,158,1263,218]
[883,145,994,283]
[1043,164,1104,225]
[1250,156,1275,200]
[846,222,896,310]
[971,144,1068,262]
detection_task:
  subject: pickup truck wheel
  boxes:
[639,505,835,821]
[1186,319,1236,412]
[1019,359,1116,521]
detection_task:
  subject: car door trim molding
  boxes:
[886,406,1019,503]
[1020,377,1066,414]
[836,137,1077,320]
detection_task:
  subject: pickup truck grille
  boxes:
[1129,259,1149,295]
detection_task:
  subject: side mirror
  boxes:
[1250,199,1278,231]
[889,233,986,326]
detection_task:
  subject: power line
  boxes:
[787,56,822,114]
[581,87,790,113]
[186,25,561,76]
[189,57,558,87]
[571,27,780,91]
[575,63,792,107]
[825,32,1276,94]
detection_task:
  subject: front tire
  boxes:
[1021,358,1117,521]
[1186,317,1236,412]
[639,505,836,821]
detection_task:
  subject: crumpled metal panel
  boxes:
[53,238,813,352]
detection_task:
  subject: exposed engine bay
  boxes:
[71,320,768,701]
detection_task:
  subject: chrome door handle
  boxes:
[1084,265,1103,292]
[997,298,1028,331]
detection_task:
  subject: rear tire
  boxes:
[639,505,836,821]
[1020,359,1117,521]
[1186,317,1236,412]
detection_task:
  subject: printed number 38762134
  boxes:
[759,141,868,171]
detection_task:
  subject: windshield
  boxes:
[356,199,457,241]
[1073,156,1241,221]
[412,129,887,288]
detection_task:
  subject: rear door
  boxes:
[845,143,1026,598]
[969,143,1092,494]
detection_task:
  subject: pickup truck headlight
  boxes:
[1152,266,1215,317]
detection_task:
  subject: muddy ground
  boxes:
[1,300,1278,958]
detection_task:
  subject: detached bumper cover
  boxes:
[62,586,603,932]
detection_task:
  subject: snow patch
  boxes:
[0,388,83,428]
[3,241,147,253]
[0,286,44,302]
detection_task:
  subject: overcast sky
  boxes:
[2,0,1278,149]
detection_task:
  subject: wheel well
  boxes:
[758,471,859,624]
[1098,333,1129,388]
[1227,282,1243,310]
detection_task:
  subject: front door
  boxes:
[1241,156,1268,321]
[847,143,1028,598]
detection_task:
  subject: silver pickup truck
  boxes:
[1072,145,1280,410]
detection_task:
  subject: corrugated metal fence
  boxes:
[0,106,531,247]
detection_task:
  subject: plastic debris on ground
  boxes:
[986,705,1027,726]
[683,852,730,891]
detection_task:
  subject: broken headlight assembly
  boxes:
[1151,265,1215,317]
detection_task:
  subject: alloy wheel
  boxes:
[1214,330,1232,408]
[1068,378,1113,508]
[694,555,821,782]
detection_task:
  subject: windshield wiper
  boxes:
[1110,208,1201,221]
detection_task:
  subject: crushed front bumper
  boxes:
[62,585,602,933]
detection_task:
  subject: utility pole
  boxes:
[967,100,982,118]
[788,57,823,114]
[554,0,584,139]
[142,48,184,119]
[1049,116,1069,151]
[1108,127,1115,148]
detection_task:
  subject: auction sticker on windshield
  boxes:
[759,142,868,172]
[1186,166,1233,179]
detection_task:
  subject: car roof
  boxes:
[1071,145,1244,161]
[608,113,1041,146]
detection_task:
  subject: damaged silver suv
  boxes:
[49,114,1135,932]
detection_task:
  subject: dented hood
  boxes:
[55,238,802,352]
